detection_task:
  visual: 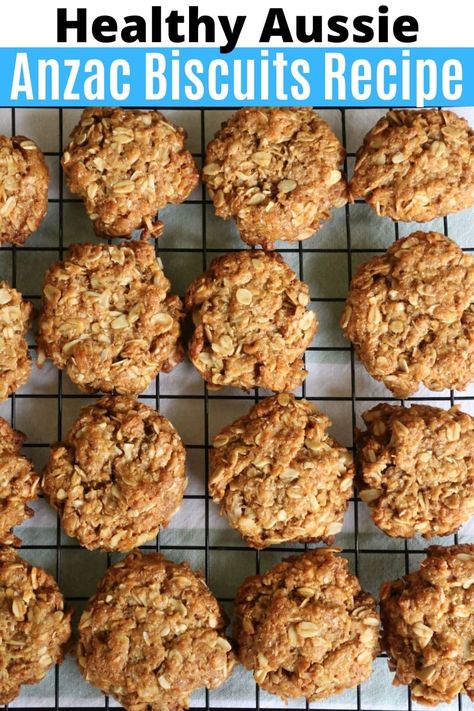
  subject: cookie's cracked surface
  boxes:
[203,107,347,248]
[0,418,39,547]
[77,551,235,711]
[350,109,474,221]
[0,135,48,245]
[42,396,186,551]
[62,108,198,238]
[0,282,33,400]
[234,549,379,701]
[341,231,474,397]
[0,547,71,705]
[37,240,184,395]
[185,251,317,392]
[381,544,474,705]
[357,403,474,538]
[210,395,353,547]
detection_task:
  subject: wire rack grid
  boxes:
[0,105,473,711]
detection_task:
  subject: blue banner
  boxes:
[0,47,471,107]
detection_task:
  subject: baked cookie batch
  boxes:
[0,106,473,709]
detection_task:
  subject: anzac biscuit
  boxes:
[209,394,353,548]
[0,547,71,705]
[0,135,48,245]
[0,282,33,400]
[350,109,474,221]
[184,251,317,392]
[0,418,39,546]
[357,403,474,538]
[37,240,184,395]
[380,544,474,705]
[234,549,379,701]
[62,108,199,238]
[42,396,186,551]
[341,231,474,398]
[77,551,235,711]
[203,107,347,249]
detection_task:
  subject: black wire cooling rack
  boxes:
[1,106,471,711]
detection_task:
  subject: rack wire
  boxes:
[1,105,472,711]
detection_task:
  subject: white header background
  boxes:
[1,0,473,48]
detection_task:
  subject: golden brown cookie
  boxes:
[203,107,347,249]
[357,403,474,538]
[185,251,316,392]
[77,551,235,711]
[380,544,474,706]
[341,231,474,398]
[0,282,33,400]
[210,394,353,548]
[350,109,474,221]
[62,108,198,238]
[234,549,379,701]
[0,546,72,705]
[0,418,39,546]
[0,135,48,245]
[42,395,186,551]
[37,240,183,395]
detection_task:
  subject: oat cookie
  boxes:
[77,551,235,711]
[185,251,317,392]
[210,395,353,548]
[341,231,474,398]
[42,395,186,551]
[0,546,72,705]
[203,107,347,249]
[381,544,474,705]
[0,418,39,547]
[350,109,474,221]
[358,403,474,538]
[37,240,183,395]
[0,135,48,245]
[62,108,198,238]
[0,282,33,399]
[234,549,379,701]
